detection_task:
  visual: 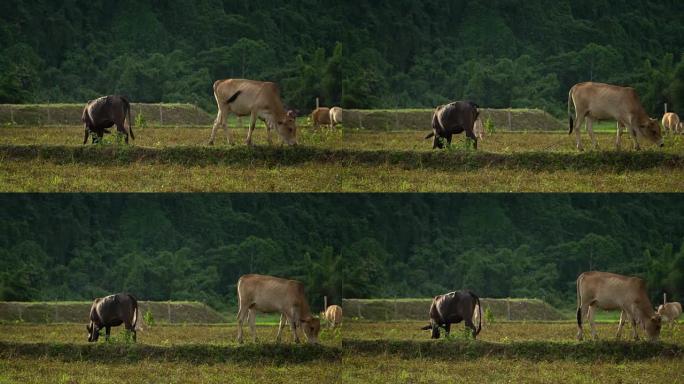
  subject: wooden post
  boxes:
[10,107,14,124]
[324,296,328,310]
[664,292,667,304]
[159,105,163,126]
[316,97,320,109]
[47,102,51,125]
[167,301,172,323]
[507,108,512,131]
[507,299,511,321]
[664,103,668,114]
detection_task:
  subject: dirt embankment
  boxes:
[0,301,226,324]
[340,108,565,131]
[342,298,566,321]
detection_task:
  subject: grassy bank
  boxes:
[343,339,683,362]
[0,341,340,364]
[2,144,683,171]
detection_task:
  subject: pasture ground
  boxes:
[1,321,682,383]
[2,125,684,192]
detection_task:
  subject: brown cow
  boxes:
[236,274,320,344]
[209,79,297,146]
[426,101,480,149]
[576,271,661,341]
[311,107,331,128]
[568,82,663,151]
[329,107,343,128]
[81,95,134,144]
[657,302,682,327]
[86,293,140,342]
[420,290,482,339]
[324,305,343,328]
[662,112,681,135]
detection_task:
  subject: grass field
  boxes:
[1,321,682,383]
[2,125,684,192]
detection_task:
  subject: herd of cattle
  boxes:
[80,79,681,151]
[86,271,681,345]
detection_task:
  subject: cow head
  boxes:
[638,118,664,147]
[86,322,100,342]
[300,316,320,344]
[644,314,662,342]
[276,112,298,145]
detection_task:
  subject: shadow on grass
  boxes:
[2,144,683,171]
[0,341,341,364]
[343,339,683,362]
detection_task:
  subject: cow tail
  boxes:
[473,293,482,336]
[576,275,582,328]
[226,90,241,104]
[125,98,135,140]
[129,294,141,331]
[568,86,575,135]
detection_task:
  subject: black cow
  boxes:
[87,293,140,342]
[425,101,480,149]
[81,95,134,144]
[421,290,482,339]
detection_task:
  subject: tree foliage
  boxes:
[1,0,682,115]
[0,195,682,310]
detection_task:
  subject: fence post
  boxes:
[507,108,512,131]
[159,105,163,126]
[324,296,328,310]
[664,292,667,304]
[664,103,668,114]
[167,301,172,323]
[316,97,320,109]
[507,299,511,320]
[47,102,51,125]
[10,106,14,125]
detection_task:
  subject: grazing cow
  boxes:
[421,290,482,339]
[311,107,331,128]
[329,107,343,128]
[576,271,661,341]
[662,112,681,135]
[425,101,480,149]
[568,82,663,151]
[81,95,134,144]
[209,79,297,146]
[86,293,140,342]
[657,302,682,327]
[324,305,343,328]
[236,274,320,344]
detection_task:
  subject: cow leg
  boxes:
[246,111,257,146]
[576,303,589,341]
[628,125,641,151]
[616,310,627,339]
[83,125,90,145]
[105,326,111,341]
[116,123,129,144]
[209,107,228,146]
[443,323,451,338]
[290,309,301,343]
[276,313,288,342]
[588,305,598,340]
[615,121,624,150]
[586,118,598,150]
[248,308,257,342]
[574,113,586,151]
[465,318,477,339]
[266,121,273,145]
[466,130,478,150]
[236,305,249,344]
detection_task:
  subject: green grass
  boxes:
[2,126,684,192]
